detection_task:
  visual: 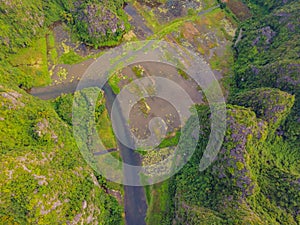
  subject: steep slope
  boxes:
[0,85,123,224]
[171,88,299,224]
[233,1,300,143]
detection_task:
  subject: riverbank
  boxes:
[28,2,237,224]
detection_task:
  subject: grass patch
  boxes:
[59,49,85,65]
[96,106,117,150]
[150,8,222,39]
[47,31,58,65]
[132,65,145,78]
[8,37,51,87]
[158,131,180,148]
[146,181,172,225]
[144,185,151,204]
[177,68,189,80]
[108,72,124,94]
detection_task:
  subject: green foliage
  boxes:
[0,86,123,224]
[145,180,175,225]
[60,0,129,48]
[232,1,300,144]
[108,72,124,94]
[177,69,189,80]
[0,0,130,89]
[132,65,145,78]
[0,0,52,88]
[158,132,180,148]
[59,50,85,65]
[169,100,298,224]
[47,31,59,65]
[230,88,295,134]
[0,1,299,224]
[42,0,64,25]
[8,37,51,87]
[53,91,117,149]
[0,0,45,56]
[53,93,74,125]
[242,0,296,14]
[95,97,118,149]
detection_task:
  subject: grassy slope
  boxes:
[0,85,123,224]
[144,1,299,224]
[0,1,126,224]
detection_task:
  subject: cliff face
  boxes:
[172,88,299,225]
[233,1,300,142]
[169,1,300,222]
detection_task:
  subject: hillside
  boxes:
[145,0,299,224]
[0,85,122,224]
[233,0,300,144]
[0,1,126,223]
[146,89,299,224]
[0,0,299,224]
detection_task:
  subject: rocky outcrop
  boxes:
[75,2,125,43]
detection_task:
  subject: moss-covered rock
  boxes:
[72,0,128,47]
[230,88,295,133]
[172,90,297,224]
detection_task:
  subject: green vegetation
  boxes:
[166,100,299,224]
[95,96,118,150]
[149,1,299,224]
[0,0,299,224]
[59,0,130,47]
[47,31,59,65]
[7,37,50,87]
[0,85,122,224]
[0,0,52,88]
[145,181,174,225]
[158,131,180,148]
[232,1,300,144]
[177,69,189,80]
[0,0,130,89]
[59,50,85,65]
[142,1,299,223]
[53,92,117,149]
[131,1,160,31]
[132,65,145,78]
[108,71,126,94]
[230,88,295,134]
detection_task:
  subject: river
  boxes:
[30,81,147,225]
[28,4,222,224]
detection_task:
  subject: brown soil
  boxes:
[226,0,252,21]
[129,97,180,139]
[182,22,200,41]
[117,61,204,139]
